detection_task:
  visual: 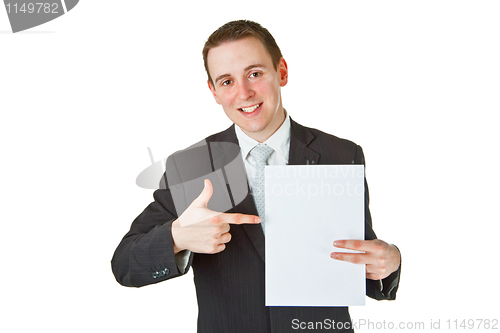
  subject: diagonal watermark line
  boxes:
[147,147,155,165]
[60,0,67,13]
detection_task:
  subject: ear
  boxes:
[278,57,288,87]
[207,80,222,105]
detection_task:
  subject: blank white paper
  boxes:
[265,165,366,306]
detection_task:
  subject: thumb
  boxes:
[194,179,213,207]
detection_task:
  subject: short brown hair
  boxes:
[203,20,283,86]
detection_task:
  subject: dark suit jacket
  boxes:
[111,118,400,333]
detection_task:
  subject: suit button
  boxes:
[152,268,169,279]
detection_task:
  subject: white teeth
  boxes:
[241,104,261,113]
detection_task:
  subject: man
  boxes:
[112,20,401,332]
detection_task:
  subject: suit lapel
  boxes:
[206,126,266,261]
[208,118,319,262]
[288,118,320,165]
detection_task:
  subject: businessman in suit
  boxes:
[112,20,401,332]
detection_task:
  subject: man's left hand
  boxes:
[331,239,401,280]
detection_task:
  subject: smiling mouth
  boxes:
[239,103,262,113]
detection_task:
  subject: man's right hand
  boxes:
[171,179,261,254]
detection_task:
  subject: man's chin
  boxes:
[240,124,268,137]
[241,126,264,134]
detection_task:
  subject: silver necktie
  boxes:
[249,143,274,233]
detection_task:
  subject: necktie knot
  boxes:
[249,144,274,166]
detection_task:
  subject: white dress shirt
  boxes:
[235,111,291,187]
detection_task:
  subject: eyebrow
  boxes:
[214,64,267,84]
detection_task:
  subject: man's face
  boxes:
[207,37,288,142]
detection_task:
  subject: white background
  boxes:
[1,1,499,332]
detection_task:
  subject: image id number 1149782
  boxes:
[5,2,59,14]
[446,319,498,330]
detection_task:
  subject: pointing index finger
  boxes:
[219,213,261,225]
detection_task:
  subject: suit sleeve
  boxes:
[354,145,401,300]
[111,172,194,287]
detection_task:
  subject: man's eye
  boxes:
[250,72,261,78]
[222,80,232,86]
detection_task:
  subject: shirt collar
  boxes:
[235,110,291,162]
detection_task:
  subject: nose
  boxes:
[237,80,254,100]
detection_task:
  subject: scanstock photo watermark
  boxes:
[3,0,79,33]
[291,318,499,330]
